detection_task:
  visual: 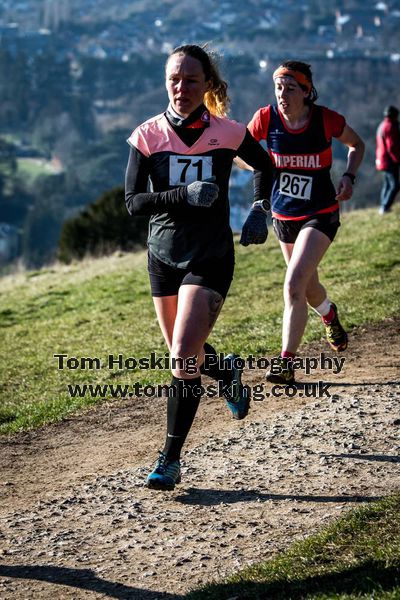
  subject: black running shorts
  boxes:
[148,248,235,299]
[272,210,340,244]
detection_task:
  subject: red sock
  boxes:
[322,306,335,325]
[281,351,296,360]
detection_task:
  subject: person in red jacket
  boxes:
[376,105,400,214]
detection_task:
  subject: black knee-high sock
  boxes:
[162,376,202,461]
[200,342,233,385]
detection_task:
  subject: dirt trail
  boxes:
[0,319,399,599]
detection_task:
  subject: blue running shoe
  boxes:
[146,452,181,491]
[222,353,250,420]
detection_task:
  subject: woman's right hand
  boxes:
[187,179,219,207]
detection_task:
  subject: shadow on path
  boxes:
[0,564,182,599]
[322,453,400,463]
[175,488,381,506]
[292,380,400,388]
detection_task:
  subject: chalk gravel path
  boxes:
[0,319,399,599]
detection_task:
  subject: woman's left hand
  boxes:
[335,176,353,201]
[240,202,269,246]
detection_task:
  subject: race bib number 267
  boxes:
[279,172,313,200]
[169,155,213,186]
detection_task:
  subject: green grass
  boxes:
[0,205,399,434]
[186,495,400,600]
[17,157,61,184]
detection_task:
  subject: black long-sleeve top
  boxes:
[125,110,272,267]
[125,129,271,215]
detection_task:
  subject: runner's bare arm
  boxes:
[234,156,253,171]
[335,125,365,201]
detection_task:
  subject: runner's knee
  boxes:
[171,342,203,378]
[284,277,307,304]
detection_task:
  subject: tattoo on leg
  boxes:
[208,292,223,329]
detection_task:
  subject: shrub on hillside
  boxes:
[58,186,148,262]
[23,194,64,268]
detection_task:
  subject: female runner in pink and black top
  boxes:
[125,44,273,490]
[240,60,364,383]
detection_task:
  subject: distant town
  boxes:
[0,0,399,269]
[1,0,400,63]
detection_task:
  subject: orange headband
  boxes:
[273,67,312,93]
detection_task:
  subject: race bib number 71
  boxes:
[169,155,213,186]
[279,172,313,200]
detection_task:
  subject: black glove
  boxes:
[186,178,219,207]
[240,201,269,246]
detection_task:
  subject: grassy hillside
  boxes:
[187,494,400,600]
[0,205,399,434]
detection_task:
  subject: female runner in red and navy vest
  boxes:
[240,61,364,384]
[125,45,273,490]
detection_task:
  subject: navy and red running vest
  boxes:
[248,104,346,219]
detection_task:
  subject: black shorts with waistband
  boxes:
[148,248,235,299]
[272,210,340,244]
